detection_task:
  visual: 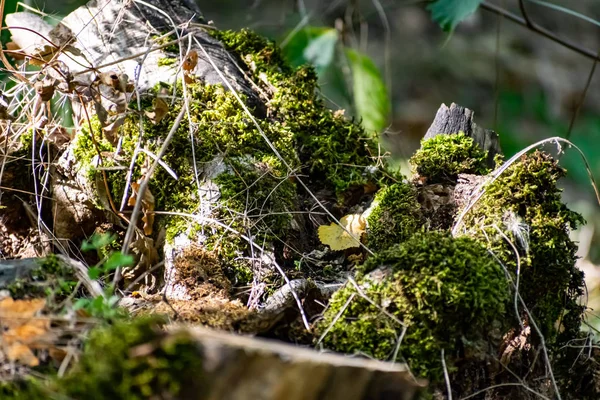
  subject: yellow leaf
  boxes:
[318,214,366,251]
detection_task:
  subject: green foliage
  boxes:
[282,27,338,75]
[317,231,508,382]
[59,317,205,400]
[366,182,422,252]
[73,292,125,320]
[0,378,47,400]
[346,48,390,133]
[81,233,133,281]
[460,151,585,342]
[410,132,490,184]
[427,0,484,31]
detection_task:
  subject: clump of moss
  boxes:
[366,182,422,252]
[410,132,490,184]
[0,318,204,400]
[60,317,205,400]
[212,29,389,198]
[71,80,300,285]
[316,231,508,382]
[6,255,78,301]
[0,378,47,400]
[460,151,585,343]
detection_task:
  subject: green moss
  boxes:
[460,151,585,343]
[71,114,114,186]
[366,182,422,252]
[152,34,180,54]
[410,132,490,184]
[57,317,205,399]
[2,317,205,400]
[157,57,177,67]
[5,254,78,301]
[72,27,396,287]
[212,29,390,198]
[0,379,47,400]
[316,231,509,382]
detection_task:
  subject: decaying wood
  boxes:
[58,0,259,102]
[175,325,425,400]
[425,103,501,167]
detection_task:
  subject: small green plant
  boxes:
[81,233,134,281]
[76,233,133,319]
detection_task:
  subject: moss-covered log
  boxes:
[1,0,598,399]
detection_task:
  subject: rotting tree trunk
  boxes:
[1,0,424,398]
[169,325,425,400]
[2,0,598,399]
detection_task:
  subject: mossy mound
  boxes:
[316,231,509,382]
[213,29,387,197]
[0,318,205,400]
[459,151,585,342]
[410,132,490,184]
[71,28,391,288]
[365,182,422,252]
[6,255,78,302]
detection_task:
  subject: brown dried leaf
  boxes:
[0,297,46,322]
[99,71,121,89]
[0,297,48,367]
[35,78,56,101]
[183,50,198,71]
[144,97,169,124]
[48,23,75,48]
[6,343,39,367]
[128,181,156,236]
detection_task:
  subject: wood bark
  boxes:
[177,325,425,400]
[425,102,501,167]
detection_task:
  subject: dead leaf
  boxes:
[183,50,198,71]
[35,77,56,101]
[0,297,49,367]
[102,115,126,145]
[144,97,169,124]
[183,50,198,84]
[128,181,155,236]
[318,214,366,251]
[48,23,75,48]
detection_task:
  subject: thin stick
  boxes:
[441,349,453,400]
[480,1,600,62]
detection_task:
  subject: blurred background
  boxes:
[2,0,600,329]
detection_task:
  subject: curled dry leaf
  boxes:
[183,50,198,71]
[183,50,198,84]
[145,97,169,124]
[318,213,366,251]
[0,297,49,367]
[128,181,156,236]
[5,13,80,63]
[34,77,56,101]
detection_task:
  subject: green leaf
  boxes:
[427,0,483,31]
[282,27,338,75]
[345,48,390,133]
[73,298,89,310]
[81,233,116,251]
[88,267,101,280]
[103,252,134,271]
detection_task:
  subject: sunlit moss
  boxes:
[317,231,508,382]
[459,151,585,342]
[366,182,422,252]
[212,28,390,198]
[410,132,489,184]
